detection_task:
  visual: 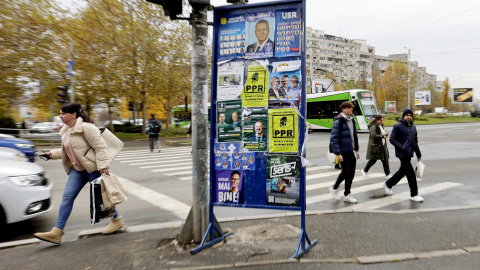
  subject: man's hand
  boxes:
[417,158,421,162]
[337,154,343,163]
[356,151,360,159]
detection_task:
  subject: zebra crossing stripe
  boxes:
[116,176,190,219]
[306,173,386,191]
[338,182,462,211]
[117,147,192,156]
[116,152,191,161]
[140,162,192,169]
[119,155,191,163]
[305,166,332,172]
[151,166,192,172]
[129,159,192,166]
[178,176,193,181]
[165,171,194,176]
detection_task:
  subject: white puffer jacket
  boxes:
[51,117,110,174]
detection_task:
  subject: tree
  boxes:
[442,77,450,109]
[380,60,415,110]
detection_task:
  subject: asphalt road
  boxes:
[2,122,479,244]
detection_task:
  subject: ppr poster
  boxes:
[266,155,300,206]
[217,14,246,61]
[217,100,242,142]
[241,63,269,107]
[214,142,255,171]
[274,8,301,57]
[242,107,268,152]
[217,60,245,101]
[269,108,298,153]
[216,170,243,204]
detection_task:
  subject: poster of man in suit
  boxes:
[245,12,275,58]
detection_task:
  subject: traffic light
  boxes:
[57,84,69,104]
[145,0,183,20]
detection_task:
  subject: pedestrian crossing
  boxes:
[115,147,464,213]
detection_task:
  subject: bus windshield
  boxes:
[357,91,378,119]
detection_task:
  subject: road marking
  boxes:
[338,182,462,211]
[116,152,191,161]
[116,176,190,219]
[305,166,332,172]
[129,159,192,166]
[165,171,194,176]
[151,166,192,172]
[119,155,191,163]
[117,147,191,156]
[140,162,192,169]
[306,173,386,191]
[178,176,192,181]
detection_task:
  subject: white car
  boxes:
[0,152,54,226]
[0,147,28,162]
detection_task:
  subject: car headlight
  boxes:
[14,143,34,149]
[8,173,47,186]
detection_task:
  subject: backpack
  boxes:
[149,120,162,134]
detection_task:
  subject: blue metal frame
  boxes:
[191,0,316,258]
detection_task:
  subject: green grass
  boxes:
[383,114,480,127]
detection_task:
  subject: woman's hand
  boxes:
[100,168,110,175]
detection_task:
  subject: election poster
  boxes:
[268,60,301,108]
[245,12,275,59]
[274,8,301,57]
[269,108,298,153]
[214,142,255,171]
[217,100,243,142]
[217,60,245,101]
[453,88,473,103]
[385,101,396,112]
[216,170,243,204]
[241,63,269,107]
[242,107,268,152]
[218,14,246,61]
[266,155,300,206]
[414,90,431,106]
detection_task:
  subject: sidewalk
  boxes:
[1,209,480,269]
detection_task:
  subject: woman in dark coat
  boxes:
[361,115,391,179]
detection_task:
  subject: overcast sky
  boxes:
[61,0,480,103]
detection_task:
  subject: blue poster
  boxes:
[214,142,256,171]
[274,8,301,57]
[245,12,275,59]
[218,15,247,61]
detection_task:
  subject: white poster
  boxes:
[415,90,431,106]
[217,60,245,101]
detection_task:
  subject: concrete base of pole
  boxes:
[177,206,223,244]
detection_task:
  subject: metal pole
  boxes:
[69,39,75,103]
[406,48,411,109]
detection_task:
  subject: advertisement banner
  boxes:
[311,78,334,93]
[269,108,298,153]
[242,107,268,152]
[216,170,243,204]
[245,12,275,59]
[274,8,301,57]
[218,14,246,61]
[217,100,243,142]
[266,155,300,206]
[415,90,431,106]
[453,88,474,103]
[385,101,396,112]
[217,60,245,101]
[214,142,255,171]
[241,63,269,107]
[268,60,301,108]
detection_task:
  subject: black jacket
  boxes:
[330,115,359,156]
[389,118,421,158]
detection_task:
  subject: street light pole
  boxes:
[405,47,411,109]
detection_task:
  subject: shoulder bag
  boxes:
[84,128,124,162]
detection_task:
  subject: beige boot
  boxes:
[102,216,125,235]
[34,227,64,245]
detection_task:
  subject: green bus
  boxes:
[306,89,380,131]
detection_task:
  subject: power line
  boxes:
[414,46,480,58]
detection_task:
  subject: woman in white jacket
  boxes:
[34,103,124,245]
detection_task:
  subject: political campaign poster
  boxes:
[242,107,268,152]
[311,78,334,93]
[214,142,256,171]
[245,12,275,59]
[269,108,298,153]
[216,170,243,204]
[241,63,269,107]
[274,8,301,57]
[218,14,246,61]
[385,101,396,112]
[266,155,300,206]
[415,90,431,106]
[217,100,243,142]
[217,60,245,101]
[453,88,474,103]
[268,60,301,108]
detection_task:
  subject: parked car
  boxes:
[0,154,53,227]
[29,122,62,133]
[0,147,28,162]
[0,133,35,162]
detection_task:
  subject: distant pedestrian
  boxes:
[329,101,360,203]
[361,115,391,179]
[187,124,192,138]
[384,109,423,202]
[34,102,125,245]
[146,113,162,152]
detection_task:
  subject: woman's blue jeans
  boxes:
[55,169,119,230]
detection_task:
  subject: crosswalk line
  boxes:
[116,176,190,219]
[305,166,332,172]
[338,182,462,211]
[151,165,192,172]
[178,176,192,181]
[117,147,192,156]
[119,155,191,163]
[130,159,192,166]
[140,162,192,169]
[116,152,191,161]
[306,173,386,191]
[165,171,194,176]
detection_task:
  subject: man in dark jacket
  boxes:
[329,101,360,203]
[145,113,162,152]
[384,109,423,202]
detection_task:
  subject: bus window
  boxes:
[307,100,346,119]
[357,92,379,119]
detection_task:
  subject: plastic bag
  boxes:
[415,161,426,179]
[90,177,115,225]
[327,150,338,164]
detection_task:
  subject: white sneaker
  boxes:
[410,195,424,202]
[344,195,358,203]
[361,169,368,177]
[386,174,392,179]
[329,186,340,200]
[157,146,162,153]
[384,181,393,195]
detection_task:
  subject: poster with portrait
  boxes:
[216,170,243,204]
[218,14,246,61]
[268,60,301,108]
[217,60,245,101]
[217,100,243,142]
[214,142,256,171]
[242,107,268,152]
[266,155,300,206]
[241,63,269,107]
[245,12,275,59]
[274,8,301,57]
[269,108,298,153]
[453,88,474,103]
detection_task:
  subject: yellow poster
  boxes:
[269,108,298,153]
[241,64,268,107]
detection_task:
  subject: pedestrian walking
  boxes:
[384,109,424,202]
[146,113,162,152]
[34,103,125,245]
[329,101,360,203]
[361,114,391,179]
